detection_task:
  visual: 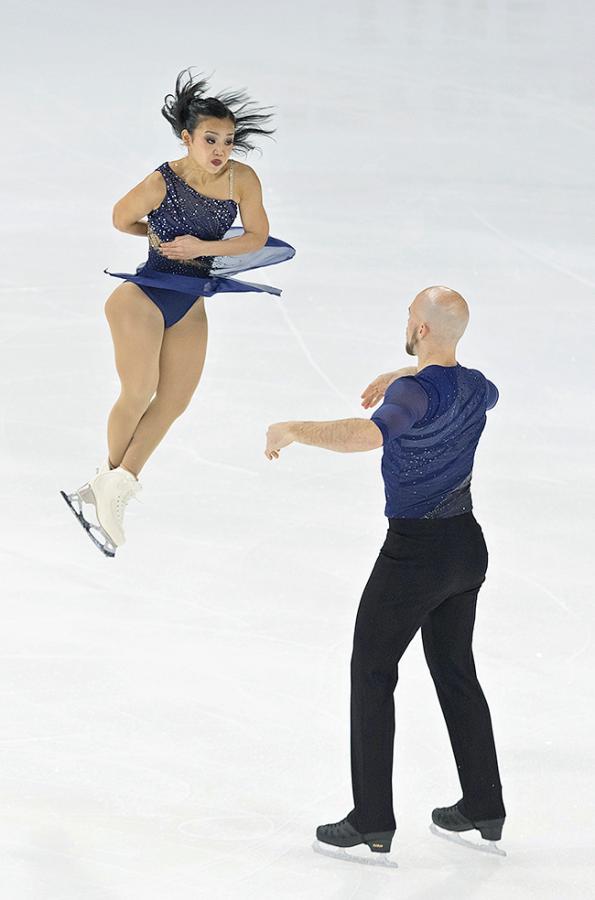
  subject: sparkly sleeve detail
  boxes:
[371,377,429,444]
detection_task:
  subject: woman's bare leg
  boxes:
[104,283,165,469]
[119,297,208,476]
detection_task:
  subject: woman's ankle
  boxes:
[119,463,139,480]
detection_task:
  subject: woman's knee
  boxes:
[153,388,195,421]
[118,381,158,417]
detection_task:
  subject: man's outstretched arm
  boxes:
[266,418,383,459]
[265,378,428,460]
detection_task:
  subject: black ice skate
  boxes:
[313,816,397,867]
[430,800,506,857]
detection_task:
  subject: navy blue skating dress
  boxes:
[105,160,295,327]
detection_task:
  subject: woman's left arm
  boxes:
[223,165,270,253]
[160,165,269,260]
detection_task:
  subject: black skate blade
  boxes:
[429,823,507,857]
[312,840,398,868]
[60,491,116,558]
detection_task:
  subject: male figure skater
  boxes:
[265,286,506,857]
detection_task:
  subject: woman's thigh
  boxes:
[156,298,208,411]
[104,282,165,397]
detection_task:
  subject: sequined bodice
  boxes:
[146,162,238,276]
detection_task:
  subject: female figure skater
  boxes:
[61,69,295,557]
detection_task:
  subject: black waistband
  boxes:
[388,511,478,534]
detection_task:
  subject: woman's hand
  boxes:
[158,235,211,260]
[360,367,417,408]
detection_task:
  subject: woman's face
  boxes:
[183,117,235,172]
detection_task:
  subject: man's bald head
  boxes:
[406,286,469,355]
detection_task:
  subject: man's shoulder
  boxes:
[461,364,485,377]
[385,374,428,403]
[459,365,488,385]
[458,365,499,408]
[379,377,429,426]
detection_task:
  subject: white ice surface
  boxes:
[1,1,594,897]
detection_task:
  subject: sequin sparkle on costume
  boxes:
[146,161,238,276]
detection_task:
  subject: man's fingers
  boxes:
[361,392,381,408]
[361,379,382,398]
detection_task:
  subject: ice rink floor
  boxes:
[1,1,594,897]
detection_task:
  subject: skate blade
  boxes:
[60,490,117,558]
[429,823,507,857]
[312,840,398,868]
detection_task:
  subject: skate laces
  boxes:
[113,478,142,522]
[328,818,350,834]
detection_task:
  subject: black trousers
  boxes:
[347,512,505,833]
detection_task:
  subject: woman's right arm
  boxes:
[112,171,166,236]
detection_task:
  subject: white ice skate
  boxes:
[60,465,141,558]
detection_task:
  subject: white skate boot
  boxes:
[96,459,111,476]
[90,467,141,546]
[60,466,141,557]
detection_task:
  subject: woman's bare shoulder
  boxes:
[232,160,262,198]
[145,167,167,187]
[142,168,168,206]
[115,168,166,214]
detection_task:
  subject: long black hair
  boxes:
[161,68,275,155]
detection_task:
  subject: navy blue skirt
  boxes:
[105,228,295,328]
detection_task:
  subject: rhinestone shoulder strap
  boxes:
[229,160,234,200]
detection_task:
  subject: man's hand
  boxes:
[265,421,296,460]
[159,235,211,260]
[360,367,418,409]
